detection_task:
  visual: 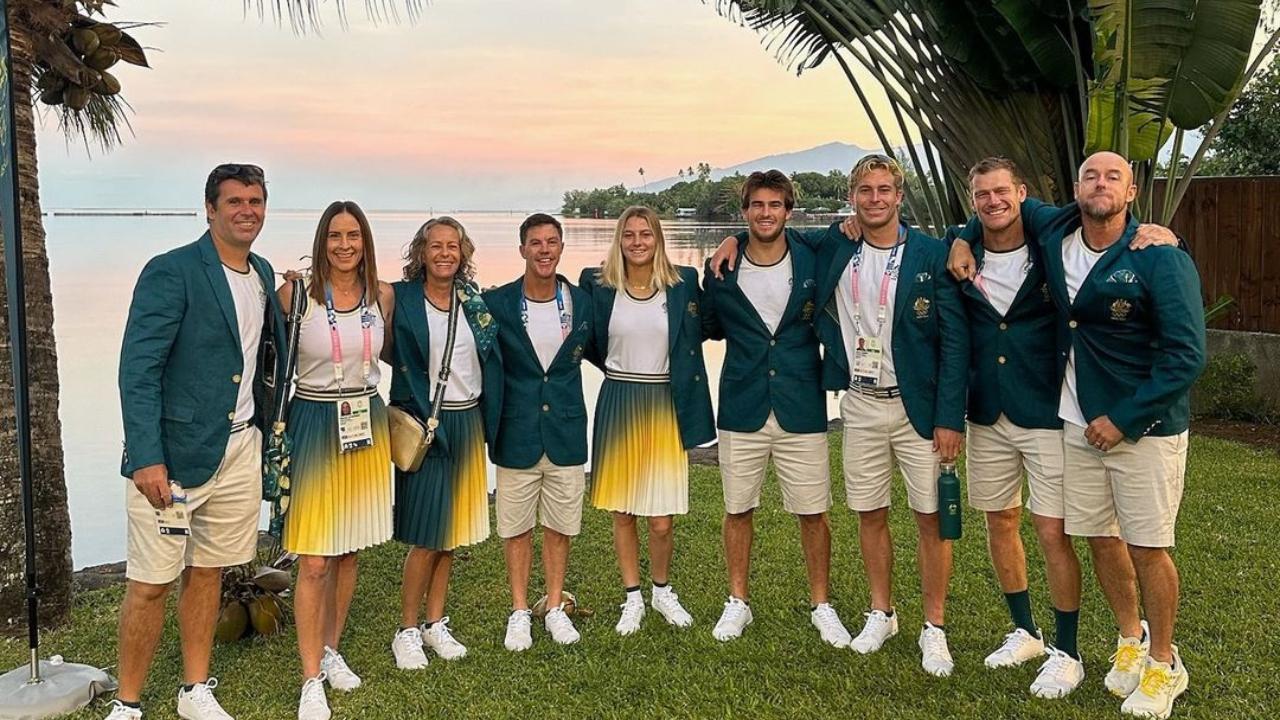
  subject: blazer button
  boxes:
[232,373,242,384]
[227,412,235,420]
[542,404,550,412]
[998,323,1007,331]
[400,365,408,373]
[997,356,1007,365]
[689,349,696,356]
[769,369,777,377]
[769,339,776,346]
[543,375,549,383]
[1069,320,1078,329]
[694,374,701,382]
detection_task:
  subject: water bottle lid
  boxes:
[940,462,957,473]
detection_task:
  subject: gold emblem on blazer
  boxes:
[687,301,698,317]
[801,299,815,322]
[1109,298,1132,322]
[572,344,584,362]
[913,296,931,319]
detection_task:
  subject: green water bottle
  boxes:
[938,462,962,540]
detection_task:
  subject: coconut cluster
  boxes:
[35,19,146,110]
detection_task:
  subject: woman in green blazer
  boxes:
[387,217,502,669]
[579,206,715,637]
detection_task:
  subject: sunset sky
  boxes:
[33,0,892,210]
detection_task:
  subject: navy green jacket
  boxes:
[483,276,592,468]
[119,232,288,488]
[959,200,1206,439]
[389,279,503,457]
[801,222,968,439]
[578,266,716,448]
[943,227,1062,429]
[701,229,827,434]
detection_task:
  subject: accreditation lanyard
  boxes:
[850,227,905,337]
[520,280,571,341]
[323,285,375,387]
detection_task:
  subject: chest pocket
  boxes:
[1099,273,1146,323]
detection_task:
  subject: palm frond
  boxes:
[243,1,425,33]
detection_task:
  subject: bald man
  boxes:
[949,151,1205,719]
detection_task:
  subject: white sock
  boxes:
[652,584,671,596]
[626,589,643,604]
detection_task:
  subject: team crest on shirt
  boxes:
[801,299,815,322]
[913,297,931,319]
[1110,298,1133,321]
[687,301,698,317]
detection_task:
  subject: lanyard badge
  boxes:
[520,280,571,341]
[324,284,375,387]
[849,227,904,387]
[323,284,376,453]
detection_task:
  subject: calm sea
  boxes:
[46,210,835,568]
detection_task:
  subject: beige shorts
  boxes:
[495,455,585,538]
[1062,423,1187,548]
[126,427,263,585]
[841,391,939,513]
[719,412,830,515]
[966,416,1065,518]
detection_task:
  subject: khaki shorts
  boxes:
[125,427,263,585]
[841,391,939,513]
[1062,423,1187,548]
[966,415,1065,518]
[719,412,830,515]
[495,455,585,538]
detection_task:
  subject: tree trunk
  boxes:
[0,10,73,632]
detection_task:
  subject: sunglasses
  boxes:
[211,163,265,179]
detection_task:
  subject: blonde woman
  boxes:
[387,217,501,668]
[578,206,714,635]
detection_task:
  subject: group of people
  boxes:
[109,150,1205,720]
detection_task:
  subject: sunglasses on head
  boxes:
[211,163,265,179]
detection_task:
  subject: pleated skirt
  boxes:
[590,378,689,517]
[281,395,393,556]
[393,405,491,550]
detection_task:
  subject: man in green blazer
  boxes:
[700,170,850,649]
[482,214,592,652]
[112,164,287,720]
[951,151,1205,720]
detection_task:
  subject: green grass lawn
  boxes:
[4,434,1278,719]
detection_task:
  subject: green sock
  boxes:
[1004,590,1038,635]
[1054,608,1080,659]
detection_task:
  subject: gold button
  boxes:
[543,375,549,383]
[232,373,242,383]
[769,339,777,346]
[542,404,550,412]
[227,412,235,420]
[769,369,777,377]
[998,323,1007,331]
[400,365,408,373]
[694,375,701,382]
[689,349,696,356]
[997,356,1007,365]
[1069,320,1078,329]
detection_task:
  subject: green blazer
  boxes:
[701,229,827,434]
[805,222,968,439]
[483,276,592,468]
[389,279,503,456]
[943,227,1062,429]
[578,265,716,448]
[119,231,288,488]
[960,200,1206,438]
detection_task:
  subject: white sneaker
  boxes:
[1120,648,1189,720]
[850,609,898,654]
[104,701,142,719]
[504,609,533,652]
[984,627,1047,668]
[391,626,429,670]
[918,623,955,677]
[1030,647,1086,698]
[616,595,646,636]
[296,675,330,720]
[422,617,467,660]
[711,596,753,641]
[651,586,693,628]
[1106,620,1151,697]
[320,647,361,692]
[810,603,852,648]
[176,678,234,720]
[544,604,581,645]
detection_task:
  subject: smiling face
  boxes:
[422,224,462,283]
[205,179,265,249]
[1075,151,1136,221]
[519,222,563,281]
[970,169,1027,234]
[849,167,902,231]
[325,212,364,275]
[745,187,791,243]
[620,215,657,269]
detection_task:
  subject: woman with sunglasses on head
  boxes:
[278,201,394,720]
[387,217,502,670]
[578,205,715,636]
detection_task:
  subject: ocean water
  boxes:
[45,210,836,567]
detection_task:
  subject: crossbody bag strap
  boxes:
[425,284,463,434]
[273,278,307,426]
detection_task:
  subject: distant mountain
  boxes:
[640,141,886,193]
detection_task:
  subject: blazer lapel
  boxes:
[399,281,431,364]
[822,237,856,308]
[198,232,242,349]
[509,282,541,363]
[892,233,921,332]
[545,277,587,370]
[724,246,774,335]
[666,277,684,349]
[776,232,811,329]
[1073,215,1136,309]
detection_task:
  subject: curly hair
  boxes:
[402,216,477,282]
